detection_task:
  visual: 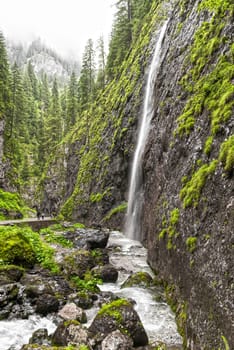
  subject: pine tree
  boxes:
[44,78,62,153]
[66,71,78,131]
[78,38,96,111]
[131,0,152,39]
[96,36,106,91]
[11,63,27,139]
[27,60,39,100]
[39,73,50,115]
[106,0,132,80]
[0,31,12,131]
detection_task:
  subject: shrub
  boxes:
[0,226,59,272]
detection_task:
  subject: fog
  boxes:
[0,0,115,59]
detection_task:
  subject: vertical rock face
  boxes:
[40,1,233,347]
[140,1,233,349]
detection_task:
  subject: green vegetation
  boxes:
[220,335,230,350]
[0,189,28,220]
[180,160,218,208]
[97,298,130,323]
[219,135,234,173]
[0,226,59,272]
[198,0,232,13]
[176,18,233,138]
[103,202,127,222]
[40,226,73,248]
[186,237,197,253]
[164,283,188,347]
[204,135,214,156]
[159,208,180,250]
[121,271,153,288]
[71,273,102,293]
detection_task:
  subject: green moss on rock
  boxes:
[121,271,153,288]
[219,135,234,173]
[180,160,218,208]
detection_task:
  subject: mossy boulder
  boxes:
[0,230,36,268]
[121,271,153,289]
[61,249,96,278]
[70,291,96,309]
[89,298,148,347]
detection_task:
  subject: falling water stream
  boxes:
[125,21,168,240]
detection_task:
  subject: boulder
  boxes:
[101,329,133,350]
[58,302,87,323]
[0,283,20,319]
[35,294,59,315]
[89,298,148,347]
[121,271,153,288]
[86,229,110,249]
[69,291,96,309]
[63,227,110,249]
[92,264,118,283]
[0,266,24,285]
[52,320,92,347]
[29,328,51,346]
[61,249,96,278]
[0,283,19,307]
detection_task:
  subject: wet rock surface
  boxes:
[140,1,234,349]
[0,229,182,350]
[89,299,149,347]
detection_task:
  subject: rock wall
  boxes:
[40,1,233,347]
[140,1,233,349]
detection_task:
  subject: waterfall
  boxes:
[125,21,168,241]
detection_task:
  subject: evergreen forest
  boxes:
[0,0,152,219]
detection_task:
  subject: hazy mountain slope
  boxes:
[6,38,80,85]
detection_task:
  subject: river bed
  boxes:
[100,231,183,347]
[0,230,182,349]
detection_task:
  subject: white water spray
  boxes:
[125,21,168,240]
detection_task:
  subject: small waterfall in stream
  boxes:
[0,230,182,349]
[125,21,168,240]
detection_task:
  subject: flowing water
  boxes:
[125,21,168,241]
[0,230,182,349]
[98,231,183,348]
[0,315,56,350]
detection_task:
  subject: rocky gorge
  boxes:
[0,225,182,350]
[0,0,233,349]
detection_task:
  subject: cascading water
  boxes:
[125,21,168,240]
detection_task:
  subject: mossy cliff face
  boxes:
[42,2,168,226]
[141,0,233,349]
[41,1,233,347]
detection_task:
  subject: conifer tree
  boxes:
[106,0,132,80]
[78,38,96,111]
[45,78,62,153]
[66,71,78,131]
[96,36,106,91]
[27,61,39,100]
[11,63,27,139]
[0,31,12,132]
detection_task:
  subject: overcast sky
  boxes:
[0,0,115,60]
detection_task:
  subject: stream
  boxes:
[0,230,182,349]
[99,231,183,347]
